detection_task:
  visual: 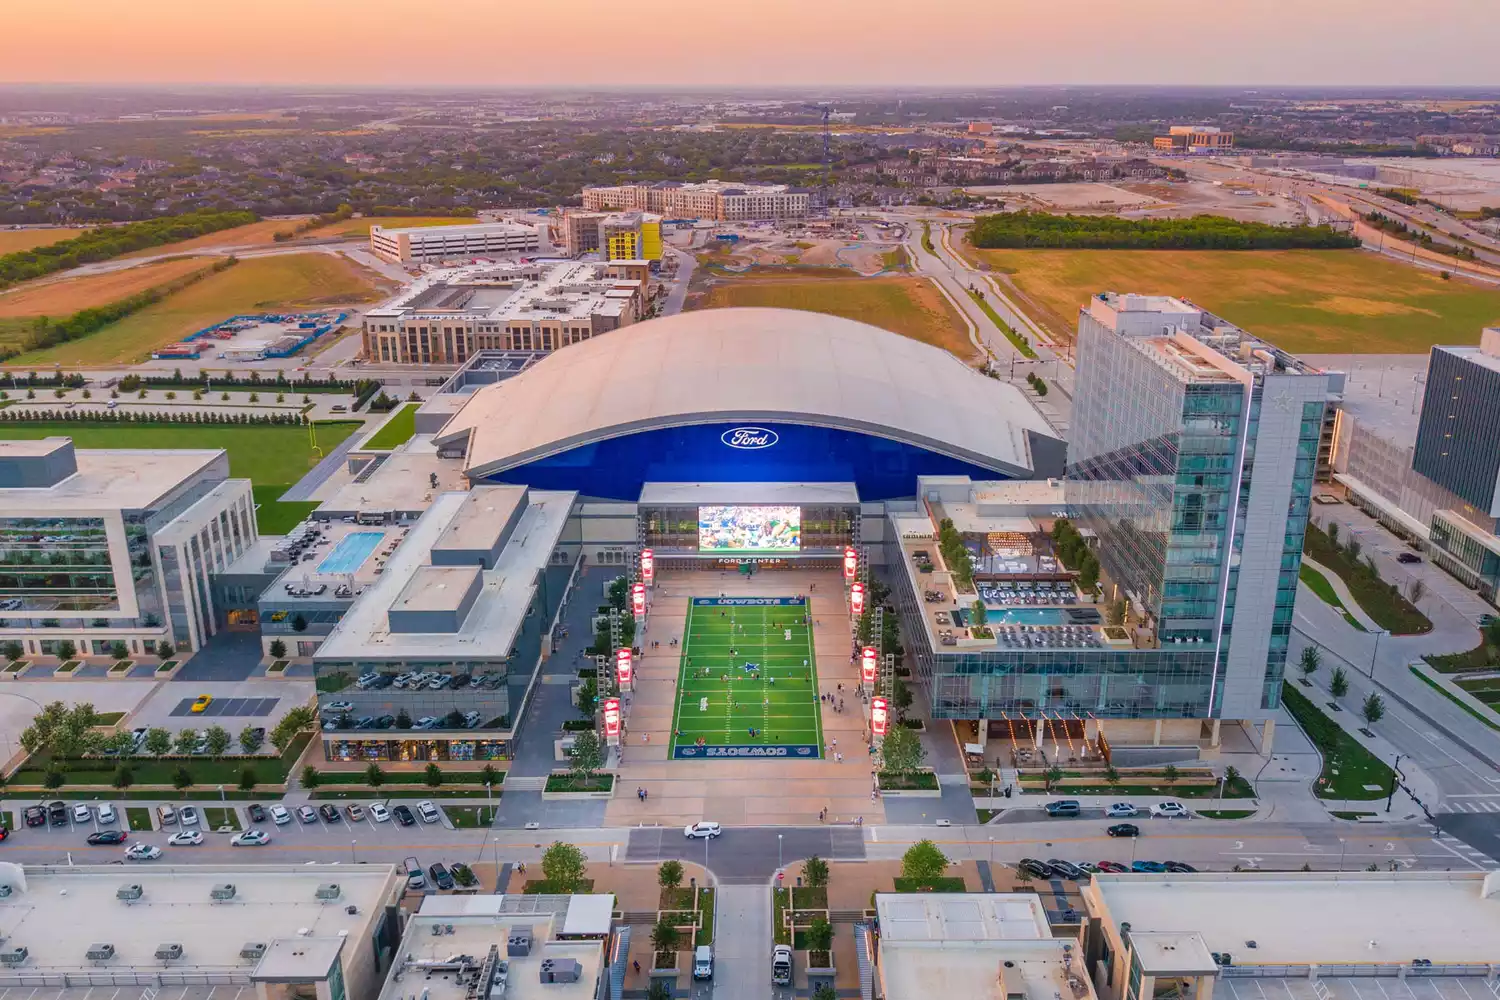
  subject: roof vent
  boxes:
[86,943,115,962]
[155,944,183,962]
[315,883,342,901]
[0,947,27,967]
[241,943,268,962]
[117,884,143,903]
[210,884,237,901]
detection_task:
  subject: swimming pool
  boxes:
[317,531,384,575]
[988,608,1074,626]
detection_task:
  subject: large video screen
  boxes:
[698,505,801,554]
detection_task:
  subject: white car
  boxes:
[231,829,271,847]
[125,843,162,861]
[416,800,441,824]
[270,804,292,825]
[1151,801,1191,819]
[179,806,200,826]
[1105,803,1139,818]
[72,804,91,824]
[684,822,722,839]
[167,830,204,846]
[370,803,391,823]
[96,804,117,825]
[325,701,354,714]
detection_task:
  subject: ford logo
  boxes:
[722,427,778,450]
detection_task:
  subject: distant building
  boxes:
[967,122,995,134]
[360,261,646,365]
[581,180,809,221]
[1153,125,1234,151]
[369,221,542,264]
[556,210,663,260]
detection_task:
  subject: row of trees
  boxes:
[4,638,172,663]
[937,517,975,591]
[0,211,256,287]
[1051,519,1100,593]
[302,761,502,790]
[1297,645,1386,727]
[0,408,310,426]
[1363,211,1479,260]
[968,211,1361,251]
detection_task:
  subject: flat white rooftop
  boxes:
[0,863,397,978]
[0,446,224,511]
[1090,871,1500,967]
[638,482,860,505]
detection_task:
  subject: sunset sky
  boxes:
[2,0,1497,88]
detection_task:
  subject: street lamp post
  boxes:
[1366,630,1386,679]
[778,833,783,871]
[350,838,357,863]
[1338,838,1348,872]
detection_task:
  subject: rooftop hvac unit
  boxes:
[506,929,532,957]
[117,884,144,902]
[538,958,581,985]
[0,947,27,967]
[241,943,268,962]
[315,883,342,901]
[86,943,116,962]
[155,944,183,962]
[210,884,237,901]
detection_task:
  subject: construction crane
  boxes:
[803,103,834,207]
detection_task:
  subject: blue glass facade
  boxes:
[481,421,1015,501]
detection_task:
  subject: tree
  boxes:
[271,706,314,753]
[44,767,64,789]
[301,765,321,789]
[1014,864,1034,888]
[647,980,674,1000]
[658,859,684,891]
[1108,599,1126,627]
[971,599,988,629]
[365,762,385,787]
[396,708,413,730]
[204,724,231,757]
[2,641,21,663]
[480,763,500,787]
[144,727,172,756]
[1299,645,1321,679]
[1326,522,1339,546]
[55,639,76,662]
[20,700,103,760]
[173,765,194,792]
[901,840,950,884]
[806,917,834,952]
[1408,578,1426,605]
[541,841,588,893]
[268,639,287,659]
[1330,666,1349,699]
[1361,693,1386,727]
[576,677,598,718]
[112,764,134,790]
[1486,618,1500,650]
[570,728,604,779]
[650,919,679,953]
[1162,764,1179,786]
[110,640,128,660]
[102,730,134,756]
[156,639,174,659]
[238,766,258,791]
[239,725,264,755]
[424,762,443,787]
[1045,765,1063,792]
[878,722,924,775]
[1223,765,1242,795]
[172,728,197,755]
[803,854,830,889]
[291,613,308,633]
[1104,765,1121,789]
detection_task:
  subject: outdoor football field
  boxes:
[669,597,824,760]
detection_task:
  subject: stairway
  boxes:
[503,776,547,791]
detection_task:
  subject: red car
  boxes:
[1096,861,1129,873]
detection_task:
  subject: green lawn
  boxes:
[446,805,497,828]
[1425,640,1500,674]
[363,402,419,450]
[1410,665,1500,729]
[1299,563,1368,631]
[126,807,153,831]
[1197,809,1257,820]
[11,732,311,789]
[253,485,320,534]
[1281,682,1395,800]
[203,806,241,830]
[1303,525,1430,634]
[671,598,822,757]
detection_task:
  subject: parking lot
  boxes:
[130,677,313,738]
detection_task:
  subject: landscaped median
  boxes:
[8,731,313,798]
[1303,523,1431,634]
[1409,662,1500,731]
[1299,562,1368,631]
[305,764,504,800]
[1280,681,1395,800]
[542,771,615,800]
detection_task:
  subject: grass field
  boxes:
[967,248,1500,354]
[14,254,388,366]
[670,598,822,758]
[120,219,302,258]
[0,228,86,254]
[698,275,976,361]
[0,257,212,319]
[363,402,419,450]
[304,216,476,239]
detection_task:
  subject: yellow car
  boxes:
[190,694,212,713]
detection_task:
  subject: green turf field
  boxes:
[670,597,823,760]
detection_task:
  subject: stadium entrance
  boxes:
[637,482,858,572]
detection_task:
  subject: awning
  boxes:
[1332,473,1429,541]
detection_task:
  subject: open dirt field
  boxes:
[0,228,87,254]
[303,215,477,239]
[120,219,308,258]
[967,182,1164,211]
[971,247,1500,355]
[696,274,976,361]
[15,253,389,366]
[0,257,213,318]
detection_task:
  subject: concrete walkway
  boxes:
[1301,556,1382,631]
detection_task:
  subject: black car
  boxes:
[86,830,128,845]
[393,805,416,827]
[23,806,45,827]
[428,862,455,890]
[247,804,267,823]
[1397,552,1421,564]
[1107,823,1140,838]
[1164,861,1197,873]
[47,801,67,826]
[1046,859,1086,880]
[318,804,340,823]
[1018,858,1054,879]
[373,715,396,729]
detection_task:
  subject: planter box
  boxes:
[54,660,81,677]
[541,772,615,800]
[107,661,134,679]
[155,660,180,678]
[265,660,290,678]
[878,769,942,798]
[1,660,29,679]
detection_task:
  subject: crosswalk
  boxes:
[1434,831,1496,869]
[1436,795,1500,814]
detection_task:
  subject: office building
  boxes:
[0,437,258,658]
[1069,293,1333,731]
[378,893,624,1000]
[1153,126,1235,151]
[868,893,1095,1000]
[581,180,810,221]
[369,221,541,264]
[1081,871,1500,1000]
[557,210,663,260]
[0,862,403,1000]
[311,484,578,762]
[1412,332,1500,517]
[360,262,645,366]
